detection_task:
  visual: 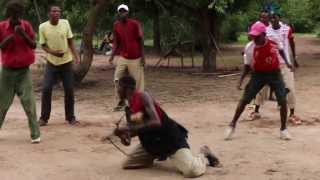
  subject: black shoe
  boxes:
[38,119,48,126]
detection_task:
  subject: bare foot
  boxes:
[200,145,221,167]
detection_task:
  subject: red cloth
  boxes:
[252,39,280,72]
[0,19,35,68]
[113,19,143,59]
[129,91,163,121]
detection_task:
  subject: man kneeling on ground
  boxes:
[111,76,220,178]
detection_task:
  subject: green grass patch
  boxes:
[237,32,249,45]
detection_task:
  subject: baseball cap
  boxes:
[117,4,129,12]
[248,21,266,36]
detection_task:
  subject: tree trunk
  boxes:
[32,0,42,24]
[153,5,161,53]
[198,9,216,72]
[73,0,108,83]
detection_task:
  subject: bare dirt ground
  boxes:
[1,35,320,180]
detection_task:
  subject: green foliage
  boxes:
[220,12,248,42]
[1,0,320,45]
[281,0,315,32]
[158,15,194,49]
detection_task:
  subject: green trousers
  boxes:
[0,67,40,139]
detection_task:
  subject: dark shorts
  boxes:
[241,70,287,105]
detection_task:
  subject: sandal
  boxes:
[289,115,302,125]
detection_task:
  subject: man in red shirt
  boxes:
[109,4,145,111]
[225,21,292,141]
[0,0,40,143]
[108,76,220,177]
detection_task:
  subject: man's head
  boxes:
[249,21,267,45]
[6,0,24,24]
[118,76,136,99]
[270,13,281,29]
[117,4,129,22]
[259,10,269,26]
[48,5,61,23]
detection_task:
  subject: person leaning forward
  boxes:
[38,4,80,126]
[106,76,220,178]
[225,21,293,141]
[0,0,40,143]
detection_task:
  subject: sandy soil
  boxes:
[1,36,320,180]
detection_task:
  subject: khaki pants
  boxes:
[114,57,145,91]
[254,65,295,109]
[123,145,207,178]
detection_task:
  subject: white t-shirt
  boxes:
[243,41,255,65]
[266,23,294,64]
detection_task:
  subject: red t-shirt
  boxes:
[0,19,35,68]
[129,91,163,121]
[113,19,143,59]
[252,39,280,72]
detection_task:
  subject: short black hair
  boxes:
[119,76,136,90]
[6,0,24,16]
[48,4,61,12]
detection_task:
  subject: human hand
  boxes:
[237,81,243,90]
[14,25,24,35]
[287,64,295,72]
[51,50,64,58]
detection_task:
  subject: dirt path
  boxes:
[1,36,320,180]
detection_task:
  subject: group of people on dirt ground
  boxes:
[225,8,300,141]
[0,0,303,178]
[0,2,220,178]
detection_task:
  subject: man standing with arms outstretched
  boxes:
[0,0,40,143]
[225,22,293,141]
[109,4,145,111]
[38,4,80,126]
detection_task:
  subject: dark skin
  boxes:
[109,8,145,106]
[114,85,161,137]
[232,34,288,131]
[255,15,297,116]
[270,14,298,68]
[41,6,80,64]
[260,11,270,26]
[238,33,293,89]
[109,9,145,66]
[0,4,36,49]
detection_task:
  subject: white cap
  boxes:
[117,4,129,12]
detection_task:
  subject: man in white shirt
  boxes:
[251,12,300,124]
